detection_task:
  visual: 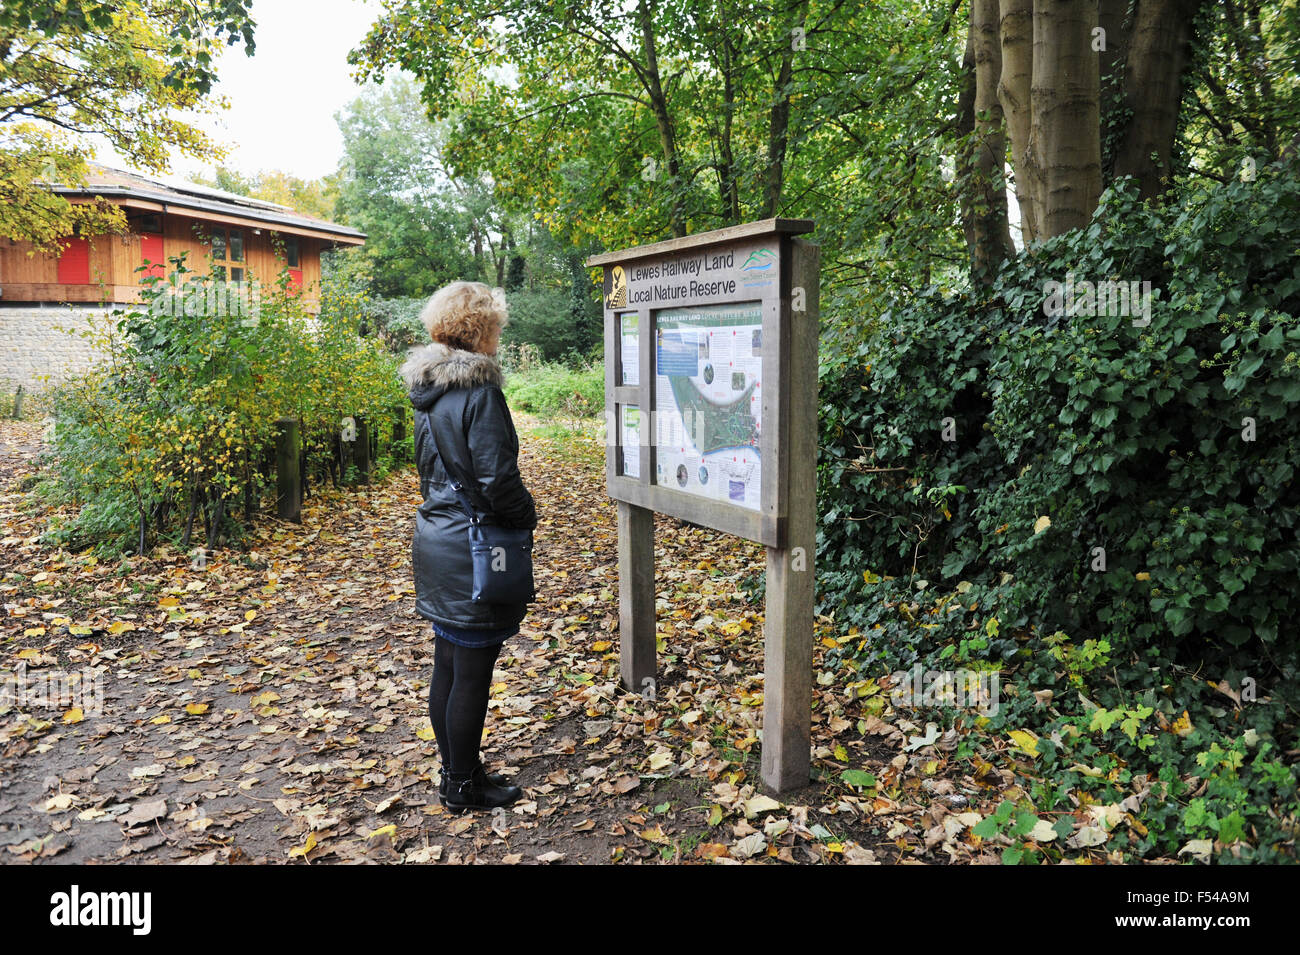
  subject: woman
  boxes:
[400,281,537,812]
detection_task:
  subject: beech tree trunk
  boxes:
[1030,0,1101,238]
[997,0,1038,244]
[964,0,1014,272]
[970,0,1203,265]
[1111,0,1205,198]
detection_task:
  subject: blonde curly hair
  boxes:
[419,281,509,353]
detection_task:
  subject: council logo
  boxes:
[605,264,627,307]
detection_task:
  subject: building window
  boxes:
[284,235,299,268]
[129,212,163,234]
[208,226,245,280]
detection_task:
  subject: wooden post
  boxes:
[299,426,310,500]
[760,236,820,792]
[243,448,256,520]
[11,385,23,419]
[617,501,657,696]
[392,405,406,460]
[353,415,371,483]
[275,417,302,522]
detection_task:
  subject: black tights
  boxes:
[427,635,504,776]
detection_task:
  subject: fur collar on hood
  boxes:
[401,342,503,411]
[401,342,503,392]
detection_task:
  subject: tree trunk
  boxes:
[210,493,225,547]
[1111,0,1203,199]
[470,221,484,278]
[718,32,741,224]
[965,0,1015,273]
[181,485,197,549]
[637,0,686,237]
[761,1,807,218]
[998,0,1039,244]
[1031,0,1101,238]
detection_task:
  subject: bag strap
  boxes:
[422,404,485,526]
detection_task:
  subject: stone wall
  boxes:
[0,305,123,392]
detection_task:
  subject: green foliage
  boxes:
[347,0,966,318]
[334,75,484,297]
[502,358,604,422]
[361,296,428,352]
[1178,1,1300,183]
[44,252,405,555]
[821,167,1300,670]
[819,165,1300,862]
[1043,631,1110,690]
[500,285,600,363]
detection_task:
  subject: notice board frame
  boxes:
[592,218,815,549]
[587,217,820,793]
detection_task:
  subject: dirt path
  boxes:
[0,418,938,865]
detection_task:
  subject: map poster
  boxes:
[621,406,641,479]
[654,302,763,510]
[619,313,639,386]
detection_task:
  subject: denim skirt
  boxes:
[431,619,518,649]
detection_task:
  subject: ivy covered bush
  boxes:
[817,166,1300,861]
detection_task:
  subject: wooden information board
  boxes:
[586,218,820,792]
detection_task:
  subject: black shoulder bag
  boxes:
[422,407,536,605]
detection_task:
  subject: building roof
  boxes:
[45,162,365,245]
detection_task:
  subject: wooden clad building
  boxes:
[0,163,365,390]
[0,162,365,313]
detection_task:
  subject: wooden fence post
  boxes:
[391,404,406,460]
[276,417,302,522]
[353,415,371,483]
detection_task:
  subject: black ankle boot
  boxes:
[441,764,523,812]
[439,764,511,803]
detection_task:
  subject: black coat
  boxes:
[401,343,537,632]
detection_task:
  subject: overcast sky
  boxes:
[96,0,386,187]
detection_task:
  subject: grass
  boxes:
[517,416,605,470]
[502,359,603,420]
